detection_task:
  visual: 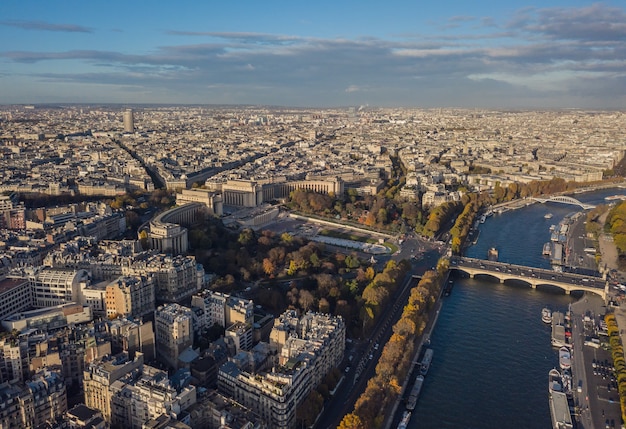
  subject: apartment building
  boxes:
[190,290,254,331]
[185,388,266,429]
[27,370,68,428]
[124,254,203,303]
[105,275,155,319]
[218,359,310,429]
[110,366,196,429]
[0,370,67,429]
[0,277,32,321]
[218,311,345,428]
[154,304,193,370]
[106,318,156,362]
[83,352,145,423]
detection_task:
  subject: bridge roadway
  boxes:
[450,256,608,298]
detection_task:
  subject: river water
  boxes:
[410,188,626,429]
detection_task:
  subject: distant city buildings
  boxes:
[0,105,624,428]
[123,109,134,133]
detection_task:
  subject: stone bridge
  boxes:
[450,256,607,299]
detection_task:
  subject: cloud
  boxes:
[0,20,92,33]
[2,4,626,108]
[509,3,626,42]
[165,31,303,45]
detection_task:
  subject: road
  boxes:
[570,295,621,429]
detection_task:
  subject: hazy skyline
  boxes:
[1,0,625,109]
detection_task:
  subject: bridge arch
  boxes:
[532,195,595,209]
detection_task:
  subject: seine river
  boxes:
[410,188,626,429]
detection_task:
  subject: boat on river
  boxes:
[420,348,433,376]
[543,242,552,255]
[559,346,571,370]
[542,307,553,324]
[397,411,411,429]
[549,390,573,429]
[544,213,553,219]
[605,195,626,201]
[549,368,563,394]
[406,375,424,411]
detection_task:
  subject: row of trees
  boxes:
[339,266,444,429]
[605,313,626,424]
[449,199,480,254]
[606,201,626,270]
[361,260,411,334]
[420,200,463,238]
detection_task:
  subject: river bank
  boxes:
[385,272,446,429]
[409,187,626,428]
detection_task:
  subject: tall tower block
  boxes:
[123,109,134,133]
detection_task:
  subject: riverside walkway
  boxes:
[450,256,608,299]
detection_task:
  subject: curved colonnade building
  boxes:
[146,202,205,255]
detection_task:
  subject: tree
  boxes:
[319,297,330,313]
[299,290,315,311]
[280,232,293,245]
[345,254,360,269]
[262,258,276,276]
[364,211,377,227]
[338,413,365,429]
[238,228,254,246]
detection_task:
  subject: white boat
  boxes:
[559,346,571,370]
[397,411,411,429]
[605,195,626,201]
[542,307,553,324]
[549,368,563,394]
[545,213,553,219]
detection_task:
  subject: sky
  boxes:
[1,0,625,109]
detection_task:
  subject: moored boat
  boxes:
[420,348,433,376]
[549,391,573,429]
[542,307,552,324]
[543,242,552,256]
[549,368,563,394]
[397,411,411,429]
[559,346,571,370]
[406,375,424,411]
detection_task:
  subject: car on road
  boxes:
[345,366,351,373]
